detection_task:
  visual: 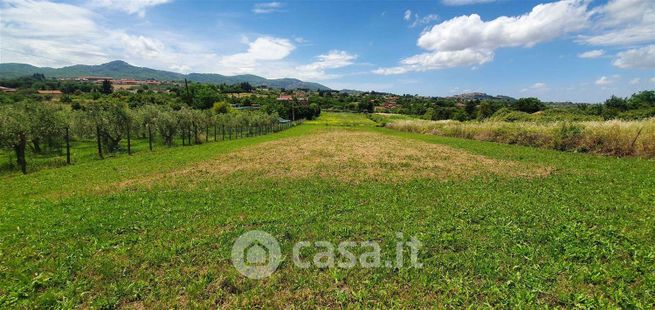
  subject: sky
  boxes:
[0,0,654,102]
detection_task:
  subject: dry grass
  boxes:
[114,130,550,190]
[388,119,655,157]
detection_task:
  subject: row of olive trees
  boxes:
[0,100,285,174]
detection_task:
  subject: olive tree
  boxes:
[156,109,178,147]
[25,102,67,154]
[0,105,32,173]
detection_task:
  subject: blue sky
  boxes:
[1,0,654,102]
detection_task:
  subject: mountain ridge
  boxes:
[0,60,331,91]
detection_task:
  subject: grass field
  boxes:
[1,112,654,308]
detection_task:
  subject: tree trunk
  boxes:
[96,126,104,159]
[65,126,71,164]
[127,123,132,155]
[14,138,27,174]
[195,125,200,144]
[148,124,153,151]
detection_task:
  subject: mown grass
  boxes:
[1,113,654,308]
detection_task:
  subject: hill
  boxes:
[450,92,516,101]
[0,60,331,91]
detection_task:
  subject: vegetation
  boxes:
[0,96,294,174]
[386,118,655,157]
[0,113,653,307]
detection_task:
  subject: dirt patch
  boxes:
[114,130,551,190]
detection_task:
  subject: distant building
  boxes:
[77,76,113,82]
[0,86,17,93]
[277,95,293,101]
[37,90,63,95]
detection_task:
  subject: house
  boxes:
[37,90,63,96]
[0,86,17,93]
[277,95,293,101]
[77,76,113,82]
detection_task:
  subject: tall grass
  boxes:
[387,119,655,157]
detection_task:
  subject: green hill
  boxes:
[0,60,331,90]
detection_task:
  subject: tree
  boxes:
[25,102,66,154]
[212,101,231,114]
[477,101,498,119]
[137,105,160,151]
[604,96,628,112]
[101,79,113,94]
[464,100,478,118]
[513,97,544,113]
[0,105,31,173]
[156,110,179,147]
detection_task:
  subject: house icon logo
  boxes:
[231,230,282,279]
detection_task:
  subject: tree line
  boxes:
[0,100,289,174]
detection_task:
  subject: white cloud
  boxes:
[0,0,359,81]
[376,0,590,74]
[651,77,655,83]
[418,1,589,52]
[0,0,109,66]
[170,64,191,73]
[629,78,640,84]
[613,45,655,69]
[219,37,295,72]
[116,33,166,59]
[521,82,549,93]
[595,75,617,86]
[295,50,357,80]
[580,0,655,46]
[403,9,412,21]
[578,49,604,58]
[441,0,496,5]
[90,0,171,17]
[406,13,439,28]
[374,49,494,75]
[252,2,283,14]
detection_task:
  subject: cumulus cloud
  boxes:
[629,78,640,84]
[90,0,171,17]
[578,49,604,58]
[441,0,496,5]
[613,45,655,69]
[219,37,295,72]
[0,0,357,81]
[580,0,655,46]
[374,49,493,75]
[295,50,357,80]
[252,2,283,14]
[0,0,109,65]
[376,0,590,74]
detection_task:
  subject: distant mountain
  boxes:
[450,92,516,101]
[0,60,331,91]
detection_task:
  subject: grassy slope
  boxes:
[1,113,654,308]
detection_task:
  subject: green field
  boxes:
[1,112,654,308]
